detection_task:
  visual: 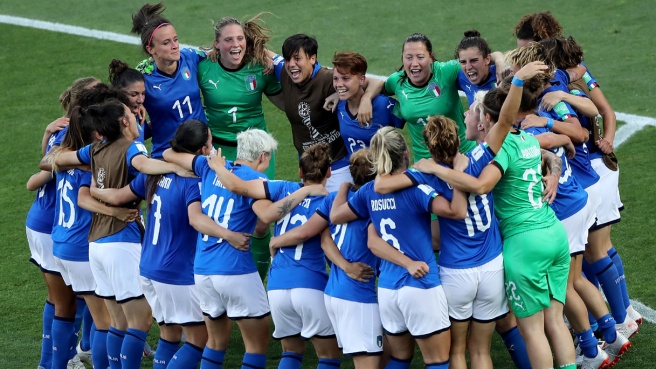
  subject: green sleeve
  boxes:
[384,71,402,95]
[438,59,462,83]
[493,140,512,173]
[263,71,282,96]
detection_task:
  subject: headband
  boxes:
[148,23,171,48]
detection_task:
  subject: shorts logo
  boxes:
[505,281,525,312]
[245,75,257,91]
[376,335,383,348]
[427,82,441,98]
[97,167,106,189]
[181,67,191,80]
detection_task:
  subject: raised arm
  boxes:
[373,173,414,194]
[207,150,268,199]
[330,182,359,224]
[367,223,428,278]
[269,212,328,248]
[321,228,374,283]
[252,184,328,224]
[27,171,53,191]
[187,202,251,251]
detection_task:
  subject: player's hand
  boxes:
[208,147,227,171]
[596,138,614,154]
[345,262,375,283]
[520,114,547,130]
[323,92,339,112]
[306,184,329,197]
[174,164,197,178]
[357,98,373,126]
[453,153,470,172]
[540,91,566,111]
[227,231,251,251]
[513,61,549,81]
[137,106,148,125]
[497,67,513,82]
[269,236,282,249]
[406,261,429,278]
[113,208,139,222]
[563,141,576,159]
[413,158,438,173]
[541,173,559,204]
[46,117,69,134]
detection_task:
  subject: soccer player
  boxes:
[90,120,221,369]
[332,51,404,159]
[513,11,564,47]
[330,126,468,369]
[52,99,189,369]
[455,30,498,106]
[198,14,284,280]
[131,3,206,158]
[268,34,382,191]
[268,149,381,369]
[109,59,149,145]
[413,62,579,369]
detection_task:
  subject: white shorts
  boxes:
[55,257,96,294]
[195,272,270,320]
[561,200,596,256]
[268,288,334,340]
[140,277,204,326]
[89,242,143,302]
[439,254,509,322]
[378,285,450,337]
[590,158,623,227]
[326,165,354,193]
[324,295,383,355]
[26,227,59,274]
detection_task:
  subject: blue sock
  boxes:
[426,361,450,369]
[576,329,598,358]
[153,338,180,369]
[40,301,55,369]
[121,328,148,369]
[582,260,600,289]
[80,303,92,351]
[168,342,203,369]
[70,298,85,360]
[52,316,75,368]
[317,358,341,369]
[90,322,96,348]
[107,326,125,369]
[597,314,618,343]
[500,326,532,369]
[92,329,110,369]
[608,247,631,309]
[201,347,226,369]
[243,352,267,369]
[385,356,412,369]
[279,352,304,369]
[589,257,627,323]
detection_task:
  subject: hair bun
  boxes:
[464,29,481,38]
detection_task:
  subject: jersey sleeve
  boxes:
[551,100,578,121]
[51,127,69,148]
[126,141,149,171]
[439,59,462,83]
[582,66,599,91]
[184,178,201,206]
[78,170,92,188]
[315,191,336,220]
[467,142,495,177]
[347,185,370,219]
[263,72,282,96]
[373,95,405,129]
[412,183,439,213]
[272,55,285,82]
[192,155,209,178]
[492,141,512,174]
[129,173,148,199]
[383,71,402,96]
[76,144,93,165]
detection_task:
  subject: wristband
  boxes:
[546,118,554,129]
[511,76,524,87]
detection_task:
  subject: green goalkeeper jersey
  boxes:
[491,130,558,239]
[198,59,282,142]
[384,59,476,160]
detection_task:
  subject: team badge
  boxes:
[245,75,257,91]
[427,82,441,98]
[376,335,383,348]
[181,67,191,80]
[97,167,106,189]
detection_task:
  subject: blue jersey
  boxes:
[139,48,207,158]
[405,142,502,269]
[26,130,65,233]
[457,64,497,106]
[130,173,201,285]
[77,141,148,243]
[336,94,404,158]
[563,89,600,189]
[192,156,265,275]
[51,169,92,262]
[319,190,379,303]
[266,181,328,291]
[348,181,440,290]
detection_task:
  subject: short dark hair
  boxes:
[282,34,318,61]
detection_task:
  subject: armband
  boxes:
[511,76,524,87]
[546,118,554,129]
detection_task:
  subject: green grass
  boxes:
[1,1,655,368]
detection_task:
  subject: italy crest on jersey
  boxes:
[181,67,191,80]
[245,75,257,91]
[427,82,441,98]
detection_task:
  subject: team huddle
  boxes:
[25,4,642,369]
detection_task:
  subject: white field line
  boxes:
[4,14,656,323]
